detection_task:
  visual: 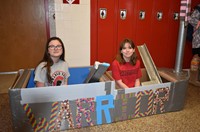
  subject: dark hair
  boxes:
[116,38,137,65]
[40,36,65,83]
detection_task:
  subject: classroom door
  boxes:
[0,0,47,71]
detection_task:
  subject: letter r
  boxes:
[96,95,114,125]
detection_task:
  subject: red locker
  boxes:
[134,0,154,45]
[134,0,154,68]
[150,1,172,68]
[97,0,117,64]
[117,0,136,49]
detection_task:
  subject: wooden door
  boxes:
[0,0,47,72]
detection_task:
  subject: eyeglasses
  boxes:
[48,45,62,50]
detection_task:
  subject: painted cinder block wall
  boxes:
[54,0,90,67]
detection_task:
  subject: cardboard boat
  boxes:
[7,45,189,131]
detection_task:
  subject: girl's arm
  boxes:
[64,78,68,85]
[115,80,129,89]
[35,81,45,87]
[135,78,141,87]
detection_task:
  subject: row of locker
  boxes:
[91,0,181,68]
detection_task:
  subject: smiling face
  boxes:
[48,40,63,58]
[121,42,135,62]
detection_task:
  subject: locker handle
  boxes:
[120,9,127,20]
[173,12,179,20]
[157,12,163,20]
[139,10,145,20]
[100,8,107,19]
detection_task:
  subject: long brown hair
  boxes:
[40,37,65,83]
[116,38,137,65]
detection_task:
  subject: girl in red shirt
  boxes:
[112,39,142,88]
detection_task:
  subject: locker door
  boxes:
[97,0,117,64]
[135,0,154,46]
[134,0,154,68]
[117,0,136,49]
[150,1,171,67]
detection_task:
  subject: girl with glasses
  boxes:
[34,37,70,87]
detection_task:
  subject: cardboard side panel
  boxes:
[9,78,189,132]
[10,82,115,131]
[166,80,189,111]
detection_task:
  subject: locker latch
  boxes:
[157,12,163,20]
[173,12,179,20]
[120,9,127,20]
[100,8,107,19]
[139,10,145,20]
